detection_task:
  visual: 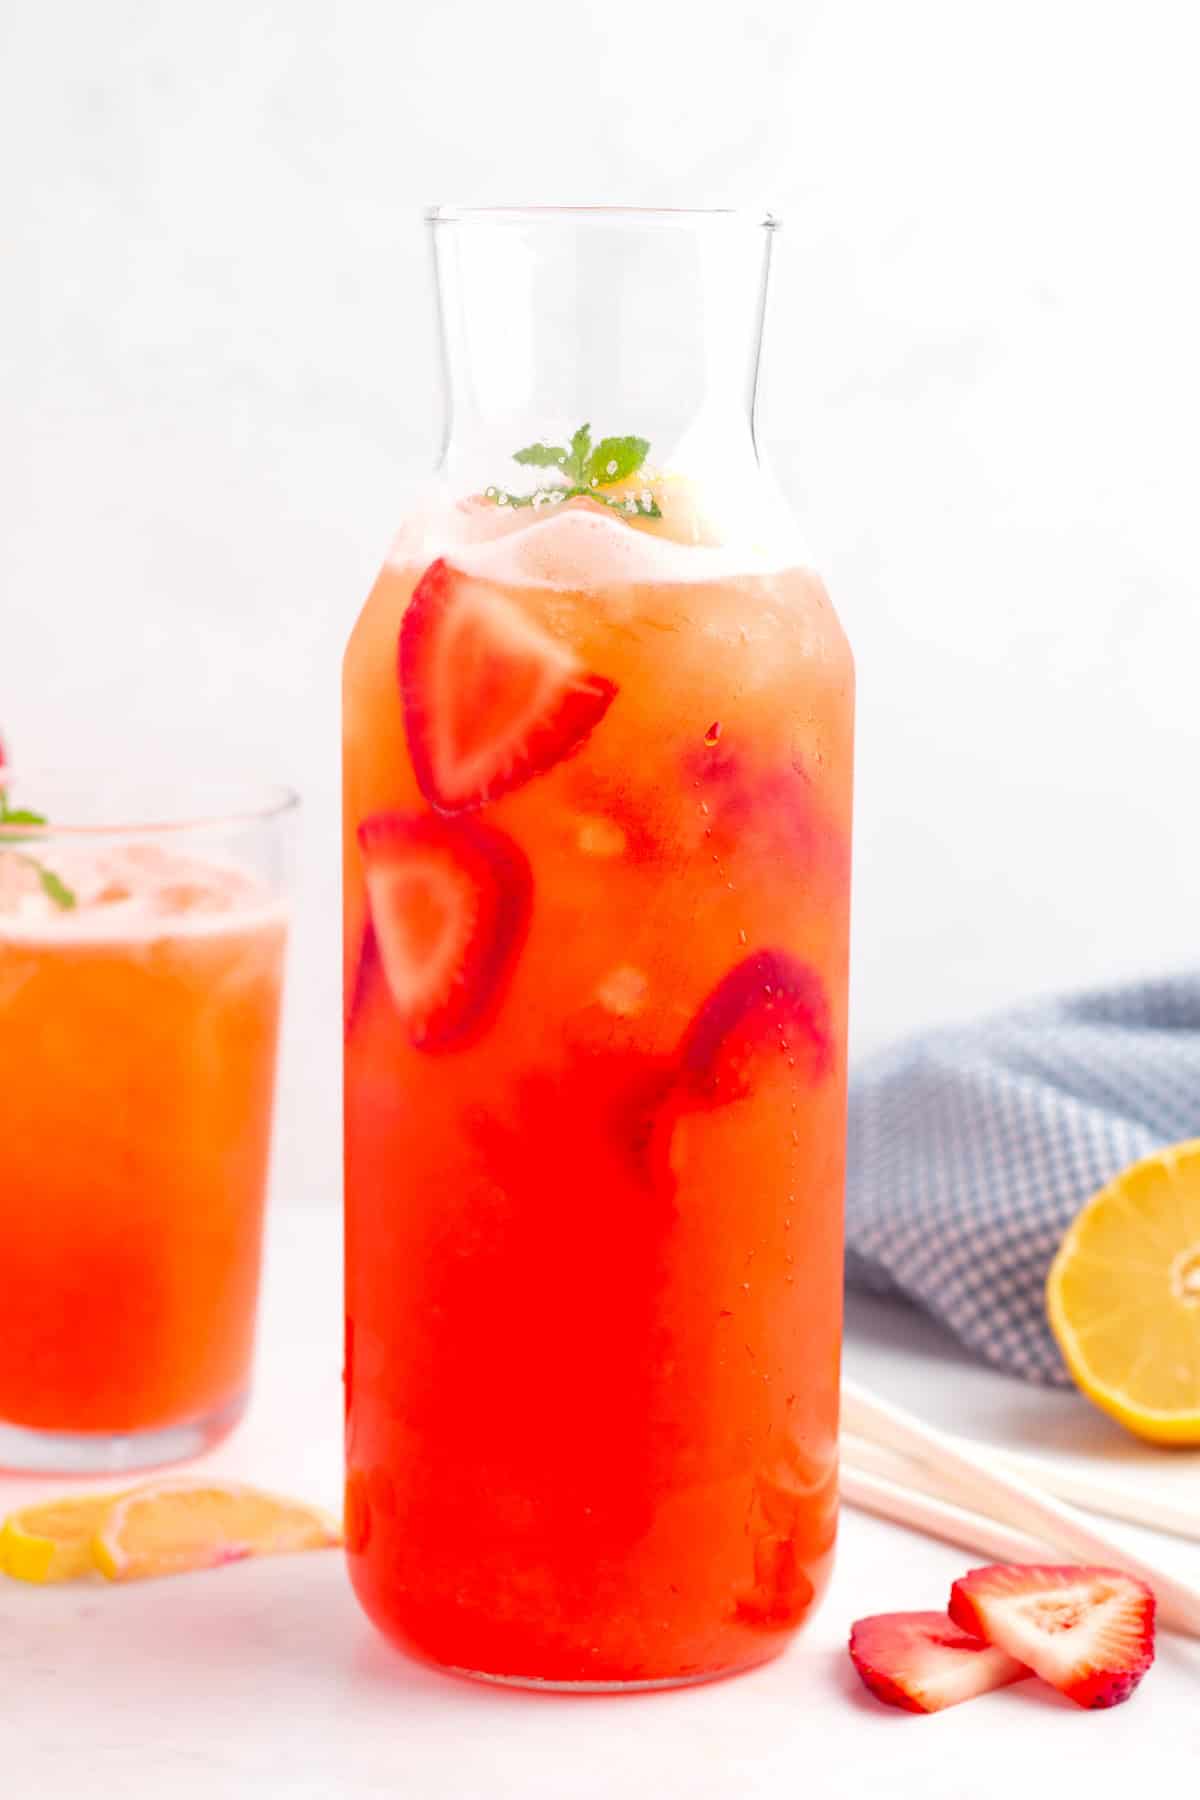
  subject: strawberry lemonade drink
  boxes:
[344,209,854,1686]
[0,781,291,1470]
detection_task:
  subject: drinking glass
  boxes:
[0,771,295,1472]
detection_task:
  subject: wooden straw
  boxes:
[841,1464,1049,1565]
[842,1376,1200,1638]
[842,1430,1200,1545]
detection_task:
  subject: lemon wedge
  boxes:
[91,1479,341,1581]
[1,1493,117,1583]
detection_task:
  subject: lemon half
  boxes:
[1047,1139,1200,1444]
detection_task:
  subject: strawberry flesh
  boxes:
[357,812,530,1051]
[736,1534,816,1627]
[677,949,834,1103]
[400,558,617,814]
[948,1563,1155,1710]
[849,1611,1028,1713]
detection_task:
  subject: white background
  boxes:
[3,6,1200,1792]
[4,2,1200,1214]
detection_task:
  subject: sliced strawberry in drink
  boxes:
[849,1611,1029,1713]
[400,558,617,814]
[343,920,376,1040]
[357,812,531,1051]
[736,1534,816,1627]
[677,949,834,1104]
[948,1564,1155,1710]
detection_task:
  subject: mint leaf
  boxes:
[484,485,573,510]
[513,442,568,470]
[586,436,649,488]
[0,788,45,827]
[598,491,662,520]
[487,424,659,515]
[566,422,592,484]
[1,789,76,909]
[32,862,76,911]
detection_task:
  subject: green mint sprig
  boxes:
[485,422,662,518]
[0,787,76,910]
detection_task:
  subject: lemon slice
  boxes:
[1047,1138,1200,1443]
[1,1493,117,1584]
[92,1480,342,1582]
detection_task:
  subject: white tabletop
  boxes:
[3,1205,1198,1800]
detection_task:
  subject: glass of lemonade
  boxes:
[343,208,854,1687]
[0,771,294,1472]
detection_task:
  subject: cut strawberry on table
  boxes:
[358,812,531,1051]
[948,1564,1156,1710]
[400,557,617,813]
[849,1611,1029,1714]
[677,948,834,1103]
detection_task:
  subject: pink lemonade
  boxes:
[0,835,287,1455]
[344,487,853,1684]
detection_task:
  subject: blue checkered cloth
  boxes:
[845,976,1200,1385]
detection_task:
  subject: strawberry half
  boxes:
[948,1564,1155,1710]
[357,812,531,1051]
[677,949,834,1104]
[849,1611,1028,1714]
[400,558,617,813]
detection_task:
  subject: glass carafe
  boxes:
[343,207,853,1688]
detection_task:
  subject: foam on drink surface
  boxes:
[0,842,283,944]
[391,490,811,591]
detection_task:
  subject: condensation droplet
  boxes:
[738,928,747,944]
[704,721,722,746]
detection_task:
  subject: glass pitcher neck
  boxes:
[428,208,777,491]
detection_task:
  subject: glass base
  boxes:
[448,1647,784,1693]
[0,1389,248,1476]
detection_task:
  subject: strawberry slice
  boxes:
[849,1611,1028,1714]
[736,1534,816,1627]
[400,558,617,813]
[948,1564,1155,1710]
[357,812,531,1051]
[677,949,834,1103]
